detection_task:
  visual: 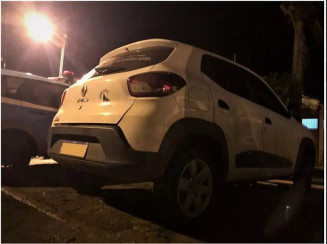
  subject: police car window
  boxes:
[1,75,24,99]
[47,84,66,108]
[33,82,65,108]
[92,46,174,78]
[19,79,66,108]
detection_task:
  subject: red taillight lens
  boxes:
[60,89,67,106]
[127,72,186,97]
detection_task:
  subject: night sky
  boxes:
[1,1,324,101]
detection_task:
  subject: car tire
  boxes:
[154,148,222,226]
[1,133,33,168]
[293,147,315,191]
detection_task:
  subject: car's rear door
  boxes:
[201,54,265,180]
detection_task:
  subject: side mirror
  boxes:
[288,103,301,121]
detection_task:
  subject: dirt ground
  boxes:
[1,162,325,243]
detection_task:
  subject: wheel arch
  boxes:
[1,128,37,156]
[157,118,229,179]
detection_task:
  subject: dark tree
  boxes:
[280,2,323,105]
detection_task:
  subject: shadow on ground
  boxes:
[1,164,73,187]
[2,164,324,242]
[100,183,324,243]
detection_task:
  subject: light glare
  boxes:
[25,13,54,42]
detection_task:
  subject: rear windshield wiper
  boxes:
[94,67,126,75]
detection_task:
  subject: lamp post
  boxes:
[25,13,67,77]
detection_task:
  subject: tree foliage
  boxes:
[280,2,323,105]
[264,73,301,107]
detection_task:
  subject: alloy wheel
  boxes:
[177,158,213,218]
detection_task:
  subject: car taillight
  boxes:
[127,72,186,97]
[60,89,67,106]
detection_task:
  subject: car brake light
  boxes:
[60,89,67,106]
[127,72,186,97]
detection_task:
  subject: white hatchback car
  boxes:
[48,39,315,223]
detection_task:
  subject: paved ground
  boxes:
[1,159,325,243]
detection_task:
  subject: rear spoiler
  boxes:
[99,39,178,64]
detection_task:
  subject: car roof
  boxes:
[1,69,69,87]
[98,39,286,110]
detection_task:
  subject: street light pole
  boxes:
[59,33,67,77]
[25,13,69,78]
[3,11,8,68]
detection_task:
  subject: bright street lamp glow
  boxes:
[25,13,54,42]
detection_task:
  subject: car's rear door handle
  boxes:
[265,117,272,125]
[218,99,230,110]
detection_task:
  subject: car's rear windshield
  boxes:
[91,46,174,78]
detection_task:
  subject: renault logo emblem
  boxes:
[81,83,88,97]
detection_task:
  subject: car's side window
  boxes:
[201,54,252,100]
[49,84,67,108]
[31,81,66,108]
[1,75,24,99]
[19,79,42,106]
[18,79,66,109]
[201,54,288,117]
[247,77,289,117]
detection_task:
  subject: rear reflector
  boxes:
[127,72,186,97]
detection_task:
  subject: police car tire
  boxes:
[2,133,32,167]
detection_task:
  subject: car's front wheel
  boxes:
[154,149,221,225]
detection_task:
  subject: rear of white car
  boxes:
[48,39,315,224]
[48,39,191,182]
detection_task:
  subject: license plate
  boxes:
[59,141,89,158]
